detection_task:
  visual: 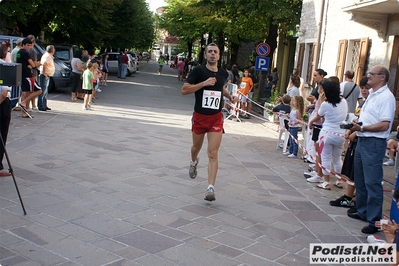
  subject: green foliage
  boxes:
[158,0,302,62]
[0,0,155,50]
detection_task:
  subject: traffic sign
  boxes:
[255,56,270,71]
[256,43,270,57]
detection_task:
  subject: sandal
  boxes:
[71,98,78,102]
[316,181,331,190]
[334,180,344,189]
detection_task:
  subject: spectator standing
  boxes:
[102,53,109,85]
[181,43,238,202]
[309,79,348,190]
[340,70,361,113]
[347,65,396,234]
[120,51,129,79]
[286,75,300,97]
[237,69,253,118]
[0,44,12,176]
[329,76,370,207]
[1,41,11,62]
[16,38,42,118]
[177,58,185,81]
[284,95,304,158]
[292,68,305,97]
[71,50,83,101]
[264,76,274,99]
[38,45,55,111]
[27,35,41,112]
[158,53,164,75]
[82,62,94,110]
[10,38,23,63]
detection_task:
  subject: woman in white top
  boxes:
[309,79,348,190]
[286,75,300,97]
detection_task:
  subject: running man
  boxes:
[181,43,238,201]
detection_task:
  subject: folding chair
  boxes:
[10,85,21,110]
[225,83,241,122]
[276,115,290,152]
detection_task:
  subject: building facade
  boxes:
[296,0,399,103]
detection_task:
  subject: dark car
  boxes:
[0,35,72,91]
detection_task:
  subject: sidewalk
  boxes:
[0,60,396,266]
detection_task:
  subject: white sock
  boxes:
[207,184,214,190]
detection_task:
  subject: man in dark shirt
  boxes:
[16,38,42,118]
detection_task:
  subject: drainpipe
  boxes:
[315,0,325,69]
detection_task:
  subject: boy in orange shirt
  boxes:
[237,69,253,118]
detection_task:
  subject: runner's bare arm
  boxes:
[181,77,216,95]
[222,85,238,103]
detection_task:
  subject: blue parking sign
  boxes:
[255,56,270,71]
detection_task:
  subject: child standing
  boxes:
[237,69,253,118]
[82,62,94,110]
[284,95,304,158]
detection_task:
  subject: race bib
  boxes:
[240,82,246,89]
[202,90,221,110]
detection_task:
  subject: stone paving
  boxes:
[0,60,396,266]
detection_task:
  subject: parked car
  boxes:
[52,44,80,69]
[98,52,137,76]
[0,35,72,91]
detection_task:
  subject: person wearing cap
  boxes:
[11,38,23,63]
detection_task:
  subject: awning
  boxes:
[343,0,399,14]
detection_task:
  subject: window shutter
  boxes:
[309,42,318,85]
[356,37,370,84]
[335,39,348,82]
[297,43,305,75]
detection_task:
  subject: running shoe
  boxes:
[189,159,198,179]
[329,195,354,208]
[306,175,323,183]
[304,171,316,178]
[383,159,395,166]
[367,235,386,244]
[204,187,215,201]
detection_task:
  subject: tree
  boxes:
[158,0,302,65]
[0,0,155,50]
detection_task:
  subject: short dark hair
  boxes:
[359,76,368,87]
[22,38,33,45]
[315,68,327,77]
[344,70,355,79]
[226,64,232,71]
[205,43,219,53]
[0,43,7,59]
[282,94,291,104]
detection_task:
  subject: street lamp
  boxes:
[203,33,209,45]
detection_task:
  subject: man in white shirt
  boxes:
[348,65,396,234]
[38,45,55,111]
[0,44,12,176]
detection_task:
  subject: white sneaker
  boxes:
[283,151,290,155]
[367,235,385,244]
[306,175,323,183]
[304,171,317,178]
[383,159,395,166]
[96,88,102,92]
[287,154,297,158]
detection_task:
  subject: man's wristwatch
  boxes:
[360,126,364,132]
